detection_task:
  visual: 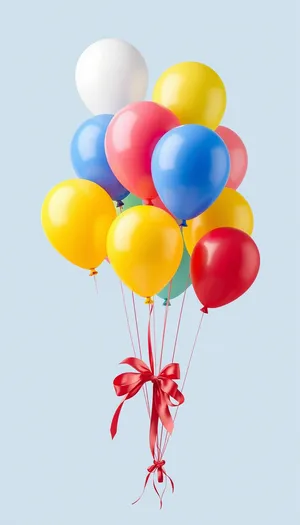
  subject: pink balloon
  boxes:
[105,101,180,203]
[216,126,248,190]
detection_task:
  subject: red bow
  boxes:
[110,357,184,456]
[110,304,184,506]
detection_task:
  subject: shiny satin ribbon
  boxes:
[132,459,175,509]
[110,304,184,505]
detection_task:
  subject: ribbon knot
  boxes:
[148,459,165,479]
[132,458,175,509]
[110,356,184,456]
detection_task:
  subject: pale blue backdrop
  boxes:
[0,1,298,524]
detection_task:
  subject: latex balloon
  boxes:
[107,205,183,299]
[70,114,129,204]
[152,61,226,130]
[151,124,230,221]
[157,244,191,303]
[183,188,254,255]
[105,101,180,202]
[119,193,142,212]
[216,126,248,190]
[190,227,260,311]
[75,39,148,115]
[41,179,116,272]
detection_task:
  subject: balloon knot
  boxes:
[89,268,98,277]
[163,299,171,306]
[180,219,187,227]
[201,306,208,314]
[144,198,154,206]
[144,297,154,305]
[116,200,124,208]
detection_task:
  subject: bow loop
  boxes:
[113,372,144,397]
[159,362,181,380]
[120,357,152,374]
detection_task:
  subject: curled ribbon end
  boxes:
[201,305,208,314]
[145,297,154,305]
[89,268,98,277]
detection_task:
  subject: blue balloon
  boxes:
[151,124,230,221]
[70,114,129,204]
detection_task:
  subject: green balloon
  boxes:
[157,244,191,303]
[116,193,142,212]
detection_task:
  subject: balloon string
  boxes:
[171,276,190,363]
[151,299,157,375]
[119,282,151,417]
[157,281,172,456]
[119,282,137,357]
[132,292,151,415]
[93,274,99,295]
[158,281,172,372]
[132,293,143,361]
[161,312,205,457]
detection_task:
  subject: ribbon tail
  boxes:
[150,389,159,457]
[160,477,169,509]
[110,398,126,439]
[164,471,175,493]
[132,472,151,506]
[157,392,174,434]
[152,478,164,509]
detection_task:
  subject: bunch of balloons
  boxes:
[41,37,260,311]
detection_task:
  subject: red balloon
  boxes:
[105,101,180,202]
[216,126,248,190]
[190,227,260,311]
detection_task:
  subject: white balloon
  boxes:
[75,38,148,115]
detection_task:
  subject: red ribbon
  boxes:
[132,459,174,509]
[110,304,184,505]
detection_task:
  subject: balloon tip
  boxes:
[116,200,124,208]
[144,198,153,206]
[180,219,187,227]
[201,306,208,314]
[145,297,154,305]
[89,268,98,277]
[163,299,171,306]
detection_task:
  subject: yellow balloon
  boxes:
[41,179,116,272]
[183,188,254,255]
[107,205,183,300]
[152,61,226,130]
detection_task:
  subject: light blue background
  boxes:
[0,1,298,524]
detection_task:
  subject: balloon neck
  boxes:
[163,299,171,307]
[180,219,187,227]
[144,297,154,305]
[201,306,208,314]
[116,200,124,208]
[144,198,154,206]
[89,268,98,277]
